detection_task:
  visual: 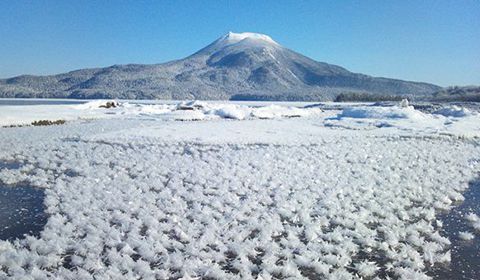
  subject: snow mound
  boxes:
[338,105,425,120]
[213,106,249,120]
[433,106,474,118]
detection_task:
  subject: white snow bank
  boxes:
[0,105,108,127]
[338,105,425,120]
[325,103,480,138]
[251,105,311,119]
[213,106,249,120]
[3,101,480,140]
[0,100,322,126]
[72,100,322,121]
[433,106,475,118]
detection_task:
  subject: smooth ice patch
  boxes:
[0,183,47,241]
[427,179,480,279]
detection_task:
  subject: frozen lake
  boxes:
[0,98,318,107]
[0,99,88,106]
[0,99,479,279]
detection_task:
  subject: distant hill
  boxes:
[0,32,441,101]
[430,86,480,102]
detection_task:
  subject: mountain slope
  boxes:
[0,32,441,101]
[431,86,480,102]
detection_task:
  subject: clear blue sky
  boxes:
[0,0,478,86]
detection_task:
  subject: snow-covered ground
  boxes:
[0,100,323,127]
[0,100,479,279]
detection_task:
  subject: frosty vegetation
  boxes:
[0,101,479,279]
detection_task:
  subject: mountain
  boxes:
[0,32,441,101]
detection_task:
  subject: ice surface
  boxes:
[0,183,47,241]
[0,101,480,279]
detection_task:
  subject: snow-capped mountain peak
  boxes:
[219,32,279,46]
[191,32,281,57]
[0,31,441,100]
